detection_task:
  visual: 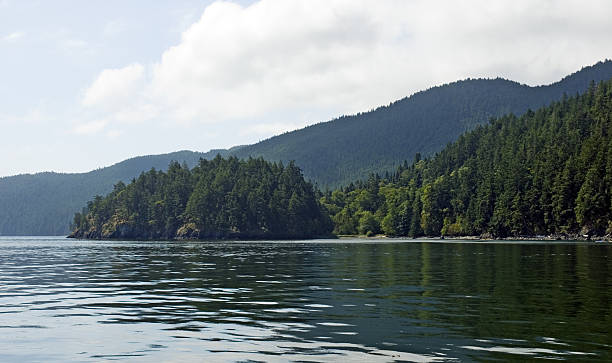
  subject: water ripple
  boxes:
[0,237,611,361]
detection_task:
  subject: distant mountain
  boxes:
[0,150,227,236]
[229,60,612,188]
[321,76,612,238]
[2,60,612,236]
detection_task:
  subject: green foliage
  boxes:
[357,211,379,236]
[322,79,612,238]
[70,157,333,240]
[231,61,612,188]
[3,61,612,236]
[0,150,235,236]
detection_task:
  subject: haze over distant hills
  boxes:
[0,151,214,235]
[1,60,612,236]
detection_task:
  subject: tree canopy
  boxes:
[232,60,612,188]
[70,156,333,240]
[321,79,612,239]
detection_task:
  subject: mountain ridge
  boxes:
[228,60,612,187]
[2,60,612,235]
[321,76,612,238]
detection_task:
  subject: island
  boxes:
[70,156,334,240]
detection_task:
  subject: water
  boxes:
[1,237,611,362]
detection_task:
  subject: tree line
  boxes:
[321,79,612,238]
[231,60,612,188]
[70,157,333,240]
[72,79,612,240]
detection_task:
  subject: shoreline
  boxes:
[65,233,611,243]
[338,234,611,242]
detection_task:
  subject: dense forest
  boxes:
[321,79,612,239]
[0,150,235,235]
[3,61,612,236]
[70,157,333,240]
[232,60,612,187]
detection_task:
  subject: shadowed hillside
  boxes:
[230,60,612,187]
[2,61,612,236]
[321,78,612,239]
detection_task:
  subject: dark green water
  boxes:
[1,237,611,362]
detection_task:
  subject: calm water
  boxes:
[1,237,611,362]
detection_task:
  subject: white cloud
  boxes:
[79,0,612,136]
[83,63,145,109]
[76,63,155,137]
[3,31,25,42]
[149,0,395,122]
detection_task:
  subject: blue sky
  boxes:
[1,0,612,177]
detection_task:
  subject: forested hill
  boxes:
[0,150,226,236]
[3,61,612,236]
[321,79,612,239]
[70,157,333,240]
[230,60,612,188]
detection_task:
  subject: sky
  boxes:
[1,0,612,177]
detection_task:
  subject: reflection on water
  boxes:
[1,237,611,361]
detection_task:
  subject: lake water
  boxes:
[1,237,611,362]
